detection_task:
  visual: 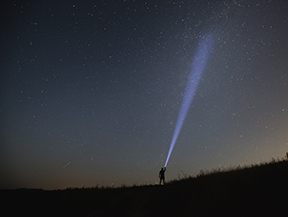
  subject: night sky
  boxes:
[1,0,288,190]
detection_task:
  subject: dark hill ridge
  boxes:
[2,160,288,217]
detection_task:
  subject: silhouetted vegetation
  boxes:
[2,159,288,216]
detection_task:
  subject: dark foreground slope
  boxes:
[2,160,288,217]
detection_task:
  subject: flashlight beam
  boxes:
[164,35,213,167]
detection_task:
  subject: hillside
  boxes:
[2,160,288,217]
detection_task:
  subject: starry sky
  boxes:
[1,0,288,190]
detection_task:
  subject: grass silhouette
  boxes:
[2,159,288,216]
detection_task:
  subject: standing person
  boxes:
[159,167,166,185]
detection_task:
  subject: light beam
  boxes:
[164,35,213,167]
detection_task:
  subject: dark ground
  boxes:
[2,160,288,217]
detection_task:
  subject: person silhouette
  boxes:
[159,167,166,185]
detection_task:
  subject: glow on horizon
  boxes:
[164,35,214,167]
